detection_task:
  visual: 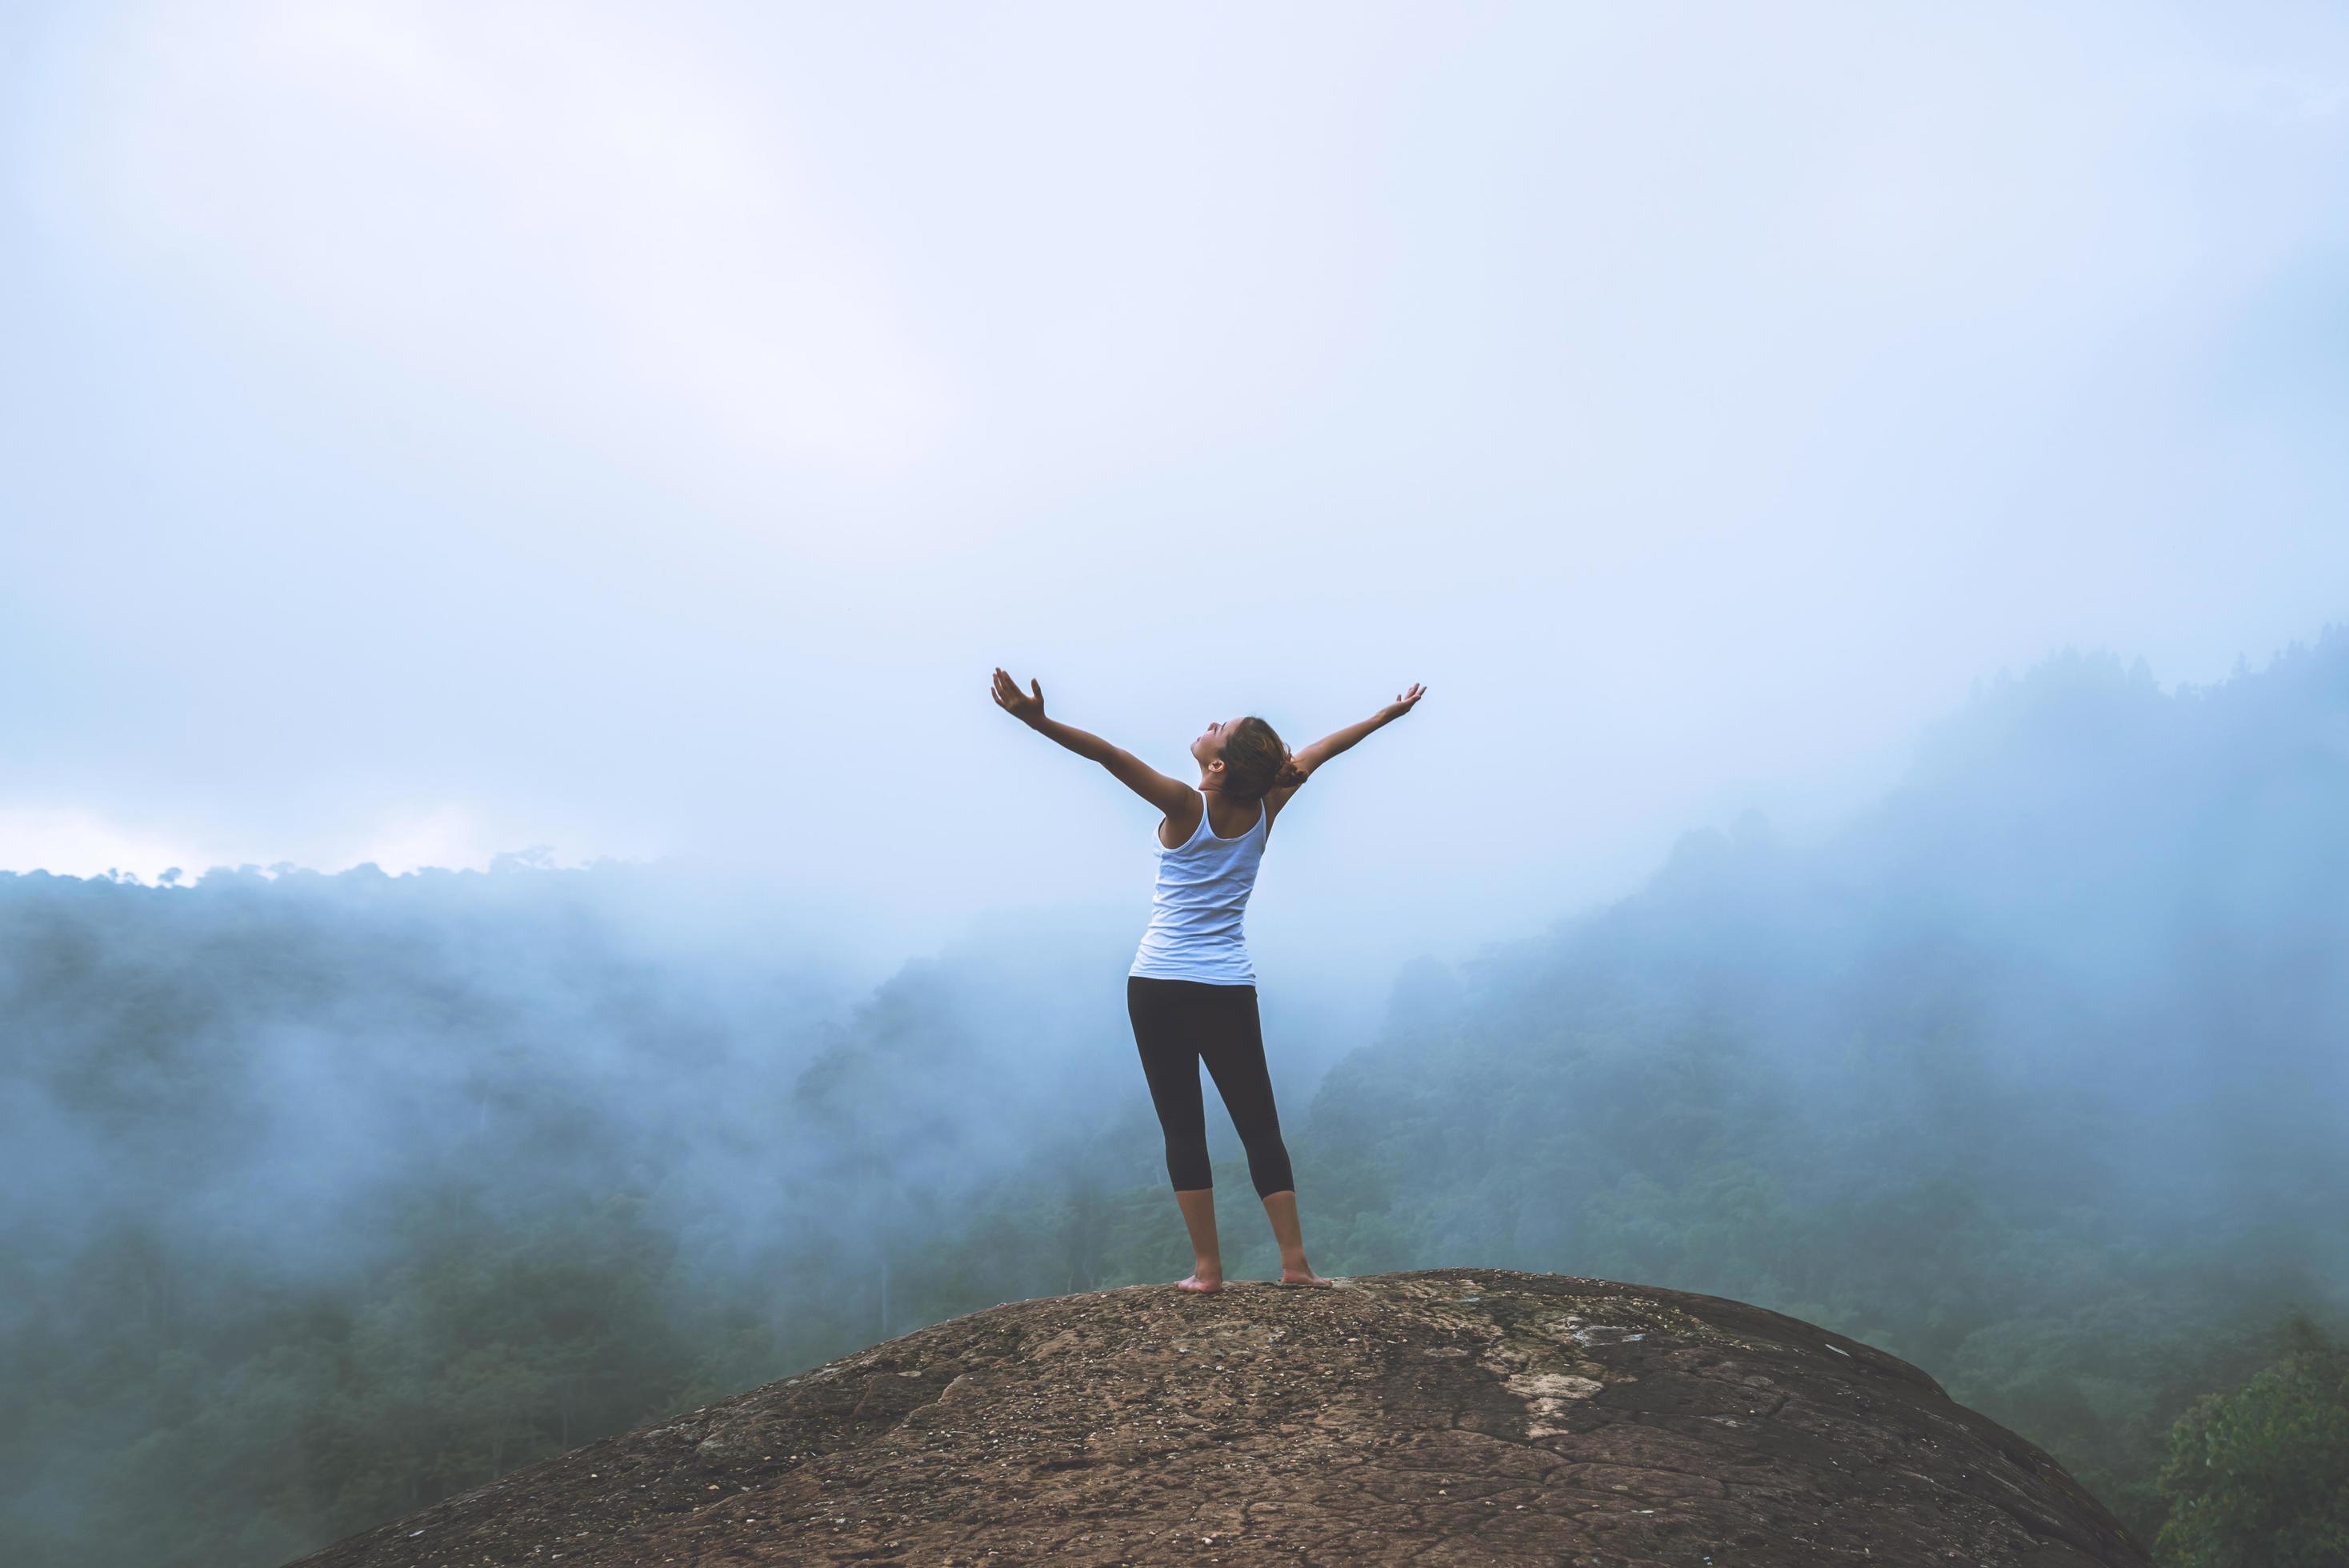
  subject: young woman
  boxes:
[990,668,1428,1293]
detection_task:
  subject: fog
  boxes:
[7,0,2348,984]
[5,4,2349,1564]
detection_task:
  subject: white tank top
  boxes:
[1129,788,1268,985]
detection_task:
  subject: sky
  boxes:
[3,0,2347,982]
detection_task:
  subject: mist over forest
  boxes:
[12,1,2349,1560]
[2,626,2345,1564]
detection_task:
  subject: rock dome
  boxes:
[290,1267,2147,1566]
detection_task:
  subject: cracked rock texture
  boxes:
[286,1267,2149,1566]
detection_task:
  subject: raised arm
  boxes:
[1291,682,1427,776]
[990,667,1195,820]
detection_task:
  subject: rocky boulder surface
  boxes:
[288,1267,2148,1566]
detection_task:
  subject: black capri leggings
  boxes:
[1126,975,1296,1199]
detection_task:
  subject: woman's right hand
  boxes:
[1378,682,1427,722]
[992,666,1046,726]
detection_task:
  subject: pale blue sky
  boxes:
[4,0,2346,980]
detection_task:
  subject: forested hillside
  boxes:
[4,630,2346,1565]
[1301,634,2349,1535]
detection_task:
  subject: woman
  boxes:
[990,668,1428,1293]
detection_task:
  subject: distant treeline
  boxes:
[4,628,2347,1565]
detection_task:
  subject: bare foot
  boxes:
[1277,1268,1336,1287]
[1174,1271,1224,1292]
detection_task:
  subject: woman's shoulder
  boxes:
[1157,790,1207,850]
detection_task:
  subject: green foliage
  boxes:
[2154,1322,2349,1567]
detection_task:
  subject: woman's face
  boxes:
[1191,715,1243,769]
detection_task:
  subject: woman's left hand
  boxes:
[991,666,1046,726]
